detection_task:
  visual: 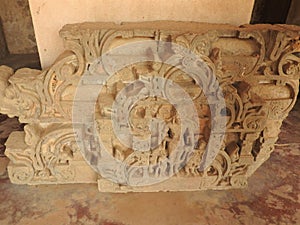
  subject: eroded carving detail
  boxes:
[5,124,96,184]
[0,22,299,192]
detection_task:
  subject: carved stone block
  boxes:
[0,22,299,192]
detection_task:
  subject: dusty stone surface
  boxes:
[0,22,299,192]
[0,0,37,54]
[0,99,299,224]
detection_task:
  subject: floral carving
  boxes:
[0,22,299,192]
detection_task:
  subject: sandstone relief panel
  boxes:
[0,22,299,192]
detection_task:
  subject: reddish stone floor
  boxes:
[0,100,299,225]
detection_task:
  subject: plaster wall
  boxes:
[28,0,255,69]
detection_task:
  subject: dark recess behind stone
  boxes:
[0,18,8,59]
[251,0,292,24]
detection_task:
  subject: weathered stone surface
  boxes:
[0,21,299,192]
[0,0,37,54]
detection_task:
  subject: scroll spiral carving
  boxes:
[0,22,299,191]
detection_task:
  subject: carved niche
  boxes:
[0,22,299,192]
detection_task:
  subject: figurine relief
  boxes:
[0,21,299,192]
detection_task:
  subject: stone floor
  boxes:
[0,99,299,225]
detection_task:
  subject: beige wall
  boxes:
[28,0,255,69]
[0,0,37,54]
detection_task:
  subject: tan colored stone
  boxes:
[0,22,299,192]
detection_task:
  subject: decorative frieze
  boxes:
[0,22,299,192]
